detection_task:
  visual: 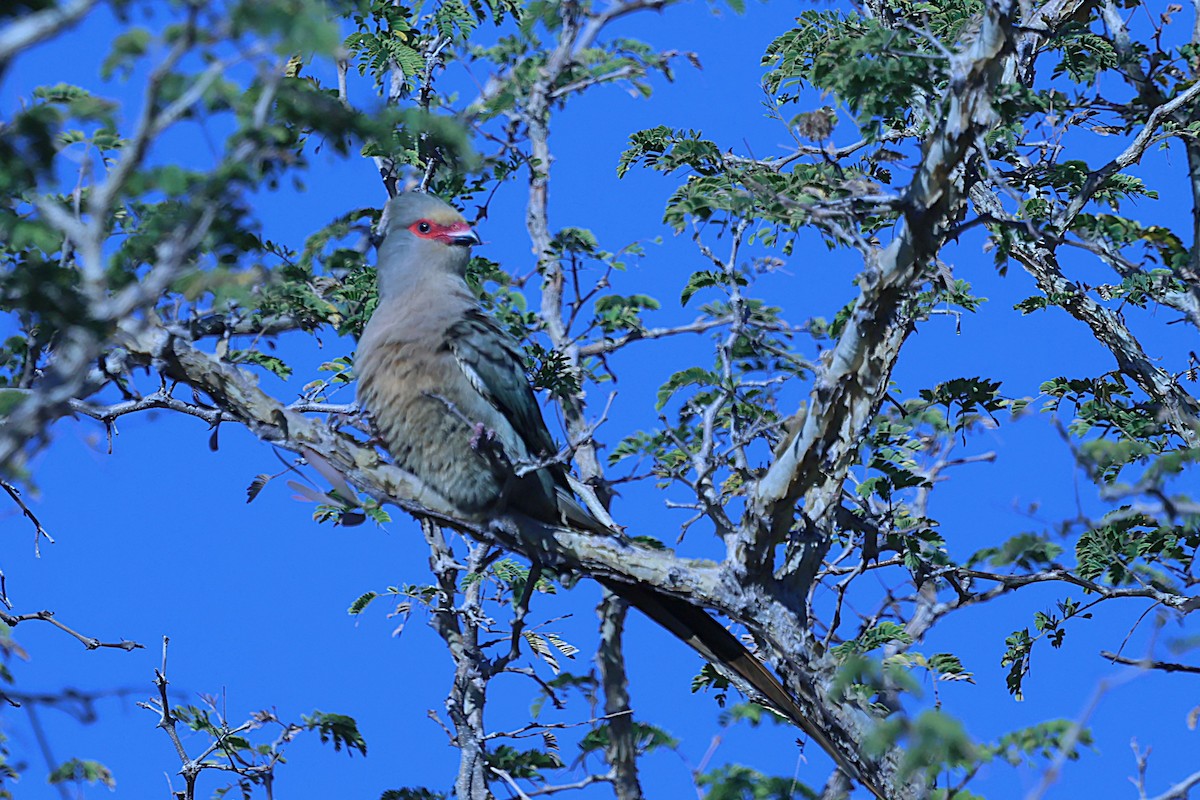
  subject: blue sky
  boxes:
[4,1,1200,798]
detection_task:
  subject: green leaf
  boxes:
[485,744,562,781]
[101,27,151,79]
[696,764,817,800]
[48,759,115,789]
[303,711,367,756]
[981,719,1093,766]
[577,721,678,756]
[226,349,293,379]
[1000,629,1032,700]
[0,389,27,417]
[349,591,378,615]
[680,270,721,306]
[832,621,913,659]
[246,473,272,503]
[897,710,976,779]
[380,790,447,800]
[655,366,717,410]
[968,532,1063,571]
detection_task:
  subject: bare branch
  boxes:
[578,316,731,359]
[1,34,288,476]
[1146,769,1200,800]
[1024,670,1139,800]
[418,34,452,192]
[1059,79,1200,228]
[524,773,614,797]
[747,0,1021,578]
[0,0,97,64]
[0,609,142,652]
[1100,651,1200,675]
[971,183,1200,443]
[485,710,631,741]
[2,479,53,560]
[423,522,494,799]
[575,0,675,54]
[596,591,643,800]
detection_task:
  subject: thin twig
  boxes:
[2,479,54,560]
[0,609,141,651]
[1100,651,1200,674]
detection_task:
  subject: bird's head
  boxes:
[375,193,480,297]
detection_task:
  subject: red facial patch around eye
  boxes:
[408,219,473,242]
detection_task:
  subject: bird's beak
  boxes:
[445,223,481,247]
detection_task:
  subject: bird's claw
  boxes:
[469,422,496,450]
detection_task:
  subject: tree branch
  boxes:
[1100,651,1200,674]
[0,0,97,64]
[596,591,643,800]
[746,0,1020,575]
[0,609,142,652]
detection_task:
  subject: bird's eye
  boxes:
[417,221,432,234]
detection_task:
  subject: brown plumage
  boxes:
[357,193,588,525]
[356,193,884,799]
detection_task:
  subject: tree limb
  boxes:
[0,0,97,65]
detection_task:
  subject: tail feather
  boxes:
[540,482,886,796]
[600,578,887,800]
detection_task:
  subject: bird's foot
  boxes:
[469,422,496,450]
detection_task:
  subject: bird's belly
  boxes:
[358,343,507,515]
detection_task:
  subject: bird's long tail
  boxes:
[599,578,888,800]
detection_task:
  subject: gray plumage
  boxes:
[355,193,884,800]
[357,193,568,523]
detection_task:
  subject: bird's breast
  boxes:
[356,313,516,515]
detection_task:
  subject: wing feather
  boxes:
[446,311,562,476]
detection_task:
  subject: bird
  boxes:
[355,192,885,799]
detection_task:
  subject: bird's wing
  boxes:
[446,305,884,795]
[447,311,608,531]
[446,310,561,466]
